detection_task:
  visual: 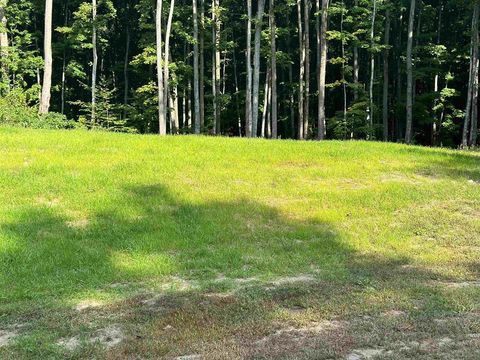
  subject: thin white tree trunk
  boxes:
[245,0,253,137]
[353,0,359,102]
[193,0,201,133]
[261,69,270,138]
[270,0,277,139]
[405,0,415,144]
[304,0,310,138]
[297,0,304,139]
[368,0,377,138]
[156,0,166,135]
[92,0,98,124]
[0,0,9,85]
[317,0,329,140]
[199,0,205,128]
[382,6,390,141]
[163,0,175,129]
[39,0,53,114]
[212,0,221,134]
[252,0,265,137]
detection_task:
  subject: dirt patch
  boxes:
[174,355,203,360]
[381,310,407,318]
[0,329,18,347]
[436,281,480,289]
[75,299,105,311]
[346,348,386,359]
[57,325,124,351]
[66,218,89,229]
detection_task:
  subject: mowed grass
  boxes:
[0,127,479,359]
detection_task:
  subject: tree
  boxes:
[251,0,265,137]
[405,0,415,144]
[193,0,201,134]
[383,5,390,141]
[317,0,329,140]
[156,0,166,135]
[270,0,277,139]
[39,0,53,114]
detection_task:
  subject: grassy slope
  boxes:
[0,127,479,359]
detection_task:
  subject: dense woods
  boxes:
[1,0,480,147]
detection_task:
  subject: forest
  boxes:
[0,0,479,147]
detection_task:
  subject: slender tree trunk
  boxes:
[304,0,310,138]
[164,0,175,129]
[123,24,130,118]
[297,0,304,139]
[470,4,479,146]
[245,0,253,137]
[317,0,329,140]
[353,0,359,102]
[232,39,242,136]
[270,0,277,139]
[0,0,9,87]
[91,0,98,124]
[156,0,166,135]
[432,2,442,145]
[199,0,205,128]
[382,7,390,141]
[39,0,53,114]
[368,0,377,138]
[193,0,201,134]
[405,0,415,144]
[464,2,480,147]
[261,69,271,138]
[212,0,221,134]
[252,0,265,137]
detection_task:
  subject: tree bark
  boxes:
[199,0,205,128]
[212,0,221,134]
[39,0,53,114]
[193,0,201,134]
[156,0,166,135]
[317,0,329,140]
[245,0,253,137]
[353,0,359,102]
[164,0,175,128]
[0,0,9,86]
[123,24,130,119]
[91,0,98,124]
[252,0,265,137]
[270,0,277,139]
[368,0,377,138]
[297,0,304,139]
[405,0,415,144]
[304,0,310,138]
[382,7,390,141]
[470,3,479,146]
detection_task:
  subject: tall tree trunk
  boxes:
[199,0,205,128]
[304,0,310,138]
[123,24,130,119]
[317,0,329,140]
[245,0,253,137]
[297,0,304,139]
[91,0,98,124]
[193,0,201,133]
[405,0,415,144]
[270,0,277,139]
[0,0,9,87]
[156,0,166,135]
[353,0,359,102]
[252,0,265,137]
[164,0,175,129]
[432,2,442,145]
[39,0,53,114]
[470,4,479,146]
[340,2,347,138]
[261,69,271,138]
[382,6,390,141]
[232,39,242,136]
[368,0,377,138]
[464,2,480,147]
[212,0,221,134]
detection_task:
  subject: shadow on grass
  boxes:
[1,182,454,305]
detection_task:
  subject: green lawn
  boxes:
[0,127,479,359]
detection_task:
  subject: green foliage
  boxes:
[0,89,77,129]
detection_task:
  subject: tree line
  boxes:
[0,0,479,147]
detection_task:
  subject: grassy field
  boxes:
[0,127,479,359]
